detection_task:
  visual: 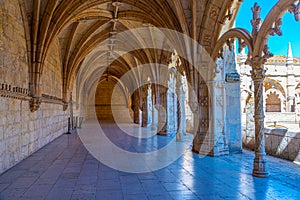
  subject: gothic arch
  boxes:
[212,28,253,61]
[253,0,299,58]
[17,0,32,76]
[264,77,286,98]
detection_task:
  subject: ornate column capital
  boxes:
[246,56,266,81]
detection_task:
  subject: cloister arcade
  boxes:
[0,0,300,181]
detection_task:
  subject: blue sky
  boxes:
[236,0,300,57]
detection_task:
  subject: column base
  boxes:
[151,125,157,131]
[157,132,168,136]
[252,153,268,178]
[252,170,269,178]
[192,146,229,157]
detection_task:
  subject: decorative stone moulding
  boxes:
[225,72,241,83]
[200,119,209,127]
[41,94,64,105]
[0,82,30,100]
[199,96,209,107]
[0,82,66,111]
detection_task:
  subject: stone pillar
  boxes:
[206,80,229,156]
[176,75,186,141]
[192,81,209,154]
[133,91,140,124]
[166,88,177,135]
[157,88,167,135]
[225,75,242,153]
[151,92,158,131]
[142,85,151,127]
[69,92,74,128]
[251,58,268,178]
[223,45,242,153]
[148,85,153,125]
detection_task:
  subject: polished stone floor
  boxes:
[0,122,300,200]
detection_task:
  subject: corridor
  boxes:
[0,122,299,200]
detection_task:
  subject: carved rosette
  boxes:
[199,96,208,107]
[30,97,42,112]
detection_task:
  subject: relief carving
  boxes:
[288,1,300,21]
[210,5,219,19]
[30,97,42,112]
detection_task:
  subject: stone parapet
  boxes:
[242,128,300,164]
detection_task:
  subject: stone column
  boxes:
[191,81,209,154]
[69,92,74,128]
[133,91,140,124]
[151,92,158,131]
[251,58,268,178]
[157,88,167,135]
[142,85,150,127]
[206,80,228,156]
[166,88,177,136]
[176,75,186,141]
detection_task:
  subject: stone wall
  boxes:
[265,112,298,126]
[0,100,68,173]
[94,79,132,122]
[0,0,69,174]
[0,0,28,87]
[41,37,63,98]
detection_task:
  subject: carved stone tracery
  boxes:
[288,0,300,21]
[270,18,283,36]
[251,3,262,37]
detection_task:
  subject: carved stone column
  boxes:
[251,58,268,178]
[157,87,167,135]
[191,81,208,154]
[207,80,228,156]
[176,75,186,141]
[151,92,158,130]
[133,91,140,124]
[142,85,151,127]
[166,88,177,135]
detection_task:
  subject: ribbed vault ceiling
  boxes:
[22,0,242,100]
